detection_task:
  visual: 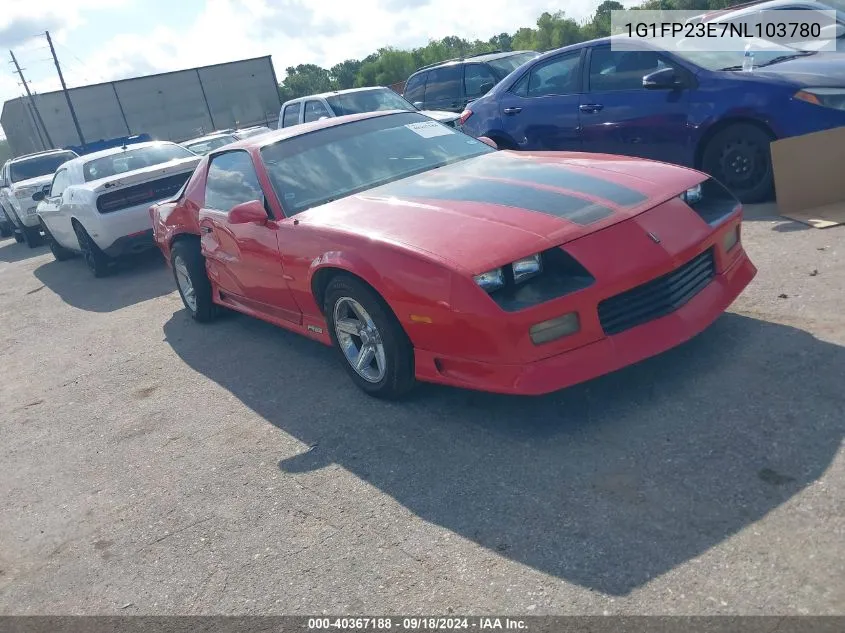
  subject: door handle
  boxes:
[503,107,522,115]
[579,104,604,113]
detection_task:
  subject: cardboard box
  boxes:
[770,126,845,228]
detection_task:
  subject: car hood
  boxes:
[298,151,706,274]
[742,53,845,86]
[10,174,54,190]
[419,109,461,122]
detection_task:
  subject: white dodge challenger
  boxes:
[35,142,201,277]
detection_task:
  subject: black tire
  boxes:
[73,222,112,277]
[0,223,11,238]
[701,123,774,204]
[170,239,216,323]
[324,275,415,399]
[21,224,43,248]
[13,231,24,244]
[40,219,74,261]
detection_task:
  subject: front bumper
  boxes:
[414,251,756,396]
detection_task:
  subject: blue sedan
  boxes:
[459,37,845,202]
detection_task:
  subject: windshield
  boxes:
[674,41,814,70]
[260,112,494,215]
[326,89,415,115]
[83,144,194,182]
[10,152,77,183]
[185,135,237,155]
[487,52,541,77]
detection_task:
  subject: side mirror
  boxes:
[412,101,424,109]
[228,199,267,225]
[478,136,498,150]
[32,190,47,202]
[643,67,684,90]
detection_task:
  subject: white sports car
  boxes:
[35,142,201,276]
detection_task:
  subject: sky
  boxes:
[0,0,603,139]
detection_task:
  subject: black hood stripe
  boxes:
[474,155,648,207]
[375,177,616,225]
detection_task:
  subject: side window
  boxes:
[464,64,498,99]
[50,169,70,197]
[424,65,461,104]
[282,104,301,128]
[403,72,427,104]
[523,52,582,98]
[588,48,664,92]
[204,151,264,212]
[303,100,331,123]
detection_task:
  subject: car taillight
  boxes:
[459,109,473,125]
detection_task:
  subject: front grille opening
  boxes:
[598,248,716,336]
[97,172,191,214]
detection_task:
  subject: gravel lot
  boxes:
[0,203,842,615]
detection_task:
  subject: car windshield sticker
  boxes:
[405,121,455,139]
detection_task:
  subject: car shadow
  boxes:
[0,238,49,263]
[162,310,844,596]
[33,250,175,313]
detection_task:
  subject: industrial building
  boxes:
[1,56,283,156]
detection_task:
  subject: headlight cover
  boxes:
[795,88,845,110]
[474,268,505,292]
[512,254,542,283]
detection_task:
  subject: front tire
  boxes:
[21,224,43,248]
[73,222,112,277]
[324,275,415,399]
[701,123,774,204]
[171,239,216,322]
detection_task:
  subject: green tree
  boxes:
[278,64,333,102]
[330,60,363,90]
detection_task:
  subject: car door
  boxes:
[579,46,693,165]
[281,102,303,128]
[497,49,585,151]
[198,150,302,323]
[37,168,75,246]
[423,65,464,112]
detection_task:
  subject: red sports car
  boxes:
[150,111,756,399]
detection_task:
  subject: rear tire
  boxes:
[73,222,112,277]
[324,275,415,399]
[701,123,774,204]
[40,219,74,261]
[171,239,216,323]
[0,223,11,238]
[13,231,24,244]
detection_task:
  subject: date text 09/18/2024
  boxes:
[307,617,528,630]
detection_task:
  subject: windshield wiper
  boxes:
[720,65,745,71]
[756,52,815,67]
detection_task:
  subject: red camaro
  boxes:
[150,111,756,399]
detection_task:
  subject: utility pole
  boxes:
[10,50,54,149]
[45,30,85,147]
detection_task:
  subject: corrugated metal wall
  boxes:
[1,56,282,156]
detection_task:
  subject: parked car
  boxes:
[278,87,461,129]
[150,111,755,399]
[459,36,845,203]
[181,131,240,155]
[688,0,845,52]
[0,149,79,247]
[402,50,540,113]
[35,141,201,276]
